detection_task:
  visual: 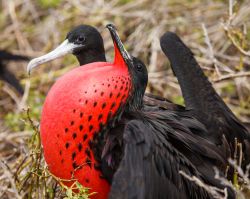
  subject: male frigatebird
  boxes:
[0,50,29,94]
[27,24,237,198]
[28,24,250,172]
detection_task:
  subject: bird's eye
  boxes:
[76,35,86,44]
[136,64,143,71]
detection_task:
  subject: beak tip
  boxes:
[26,62,33,75]
[26,67,31,75]
[25,39,74,76]
[26,59,37,75]
[106,24,116,31]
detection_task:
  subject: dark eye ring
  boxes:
[137,64,143,71]
[77,35,85,43]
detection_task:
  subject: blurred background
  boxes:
[0,0,250,198]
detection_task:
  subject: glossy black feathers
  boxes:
[108,111,234,199]
[105,30,249,199]
[110,119,211,199]
[59,25,249,199]
[160,32,250,168]
[0,50,29,94]
[66,25,106,65]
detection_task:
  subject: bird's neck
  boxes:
[76,49,106,66]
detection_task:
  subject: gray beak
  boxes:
[106,24,132,63]
[27,39,83,74]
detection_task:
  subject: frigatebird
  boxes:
[27,24,238,198]
[0,50,29,94]
[28,24,250,171]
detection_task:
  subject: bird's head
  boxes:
[106,24,148,111]
[66,25,105,62]
[27,24,148,111]
[27,25,105,73]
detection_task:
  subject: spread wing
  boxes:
[160,32,250,166]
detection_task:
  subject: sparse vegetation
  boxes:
[0,0,250,198]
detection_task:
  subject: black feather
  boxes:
[0,50,29,94]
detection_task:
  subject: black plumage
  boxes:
[105,110,234,199]
[0,50,29,94]
[102,25,236,199]
[159,33,250,169]
[67,25,106,65]
[27,24,250,198]
[109,119,210,199]
[64,25,249,174]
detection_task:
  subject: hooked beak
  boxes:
[27,39,84,75]
[106,24,133,67]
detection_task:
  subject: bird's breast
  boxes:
[40,62,131,198]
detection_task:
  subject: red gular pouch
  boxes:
[27,24,134,199]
